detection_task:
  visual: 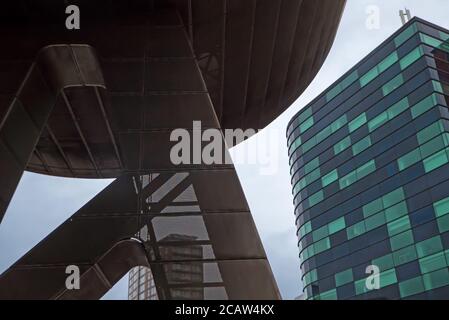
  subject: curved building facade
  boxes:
[287,18,449,300]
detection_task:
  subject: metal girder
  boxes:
[0,13,280,300]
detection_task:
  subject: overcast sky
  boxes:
[1,0,448,300]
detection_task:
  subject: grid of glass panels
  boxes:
[287,19,449,300]
[290,40,446,209]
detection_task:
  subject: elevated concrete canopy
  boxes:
[0,0,345,299]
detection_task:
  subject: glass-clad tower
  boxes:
[287,18,449,300]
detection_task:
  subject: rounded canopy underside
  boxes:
[0,0,346,178]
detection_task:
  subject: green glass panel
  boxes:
[293,178,307,195]
[387,215,411,236]
[394,23,417,47]
[433,196,449,217]
[352,136,371,156]
[417,121,445,145]
[309,168,321,182]
[335,269,353,287]
[354,278,369,295]
[302,246,315,261]
[348,113,367,133]
[382,74,404,96]
[303,273,312,286]
[341,70,359,88]
[393,244,417,266]
[331,115,347,133]
[419,251,447,273]
[300,247,307,261]
[289,137,301,154]
[300,116,314,133]
[347,221,366,239]
[385,201,408,222]
[339,171,357,189]
[360,67,378,87]
[357,160,376,179]
[326,71,359,102]
[382,188,405,208]
[400,46,423,70]
[379,51,399,72]
[372,253,394,272]
[306,246,314,259]
[423,149,448,173]
[309,190,324,207]
[298,226,304,238]
[314,237,330,254]
[322,169,338,187]
[420,135,447,159]
[304,269,317,286]
[416,236,443,258]
[308,246,315,259]
[368,112,388,132]
[312,225,328,242]
[293,183,301,195]
[301,177,312,191]
[365,211,386,231]
[316,126,332,144]
[443,133,449,146]
[411,93,438,119]
[390,230,414,251]
[437,215,449,233]
[304,221,312,234]
[423,268,449,290]
[299,223,310,238]
[439,31,449,40]
[304,157,320,174]
[388,97,409,118]
[334,136,351,155]
[297,107,312,125]
[302,137,316,153]
[329,217,345,234]
[310,269,317,282]
[397,148,421,171]
[433,80,444,93]
[326,85,342,102]
[380,269,397,288]
[319,289,337,300]
[420,33,443,49]
[363,198,383,218]
[399,276,424,298]
[305,167,321,185]
[293,180,302,195]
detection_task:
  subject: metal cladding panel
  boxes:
[0,168,281,299]
[0,45,105,221]
[0,0,345,178]
[0,17,284,299]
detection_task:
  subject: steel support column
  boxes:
[0,11,280,300]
